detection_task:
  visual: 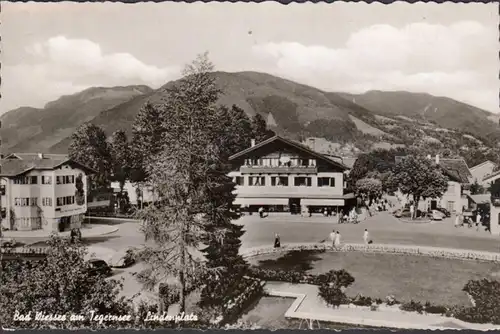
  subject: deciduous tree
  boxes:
[0,236,132,329]
[110,130,131,192]
[390,155,448,212]
[355,178,382,206]
[251,113,275,144]
[69,123,112,190]
[130,102,167,182]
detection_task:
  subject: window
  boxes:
[42,197,52,206]
[271,176,289,186]
[42,176,52,185]
[234,176,244,186]
[0,185,5,196]
[13,176,38,185]
[318,177,335,187]
[294,177,312,187]
[250,158,261,166]
[299,159,309,167]
[56,196,75,206]
[56,175,75,185]
[249,176,265,186]
[14,197,37,206]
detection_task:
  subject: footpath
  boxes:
[2,224,118,241]
[265,282,500,330]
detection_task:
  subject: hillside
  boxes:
[1,85,153,152]
[3,71,500,161]
[340,91,500,146]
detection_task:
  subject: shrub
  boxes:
[400,300,424,314]
[318,285,347,307]
[454,279,500,324]
[423,301,448,315]
[351,294,373,307]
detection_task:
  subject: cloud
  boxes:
[253,21,498,112]
[2,36,180,111]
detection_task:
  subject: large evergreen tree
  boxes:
[137,53,245,313]
[69,123,112,190]
[216,104,253,157]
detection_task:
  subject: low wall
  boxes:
[241,242,500,263]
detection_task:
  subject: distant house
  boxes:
[0,153,94,232]
[470,160,498,186]
[110,181,154,206]
[395,155,471,214]
[482,170,500,188]
[228,135,354,213]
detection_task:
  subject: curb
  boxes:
[241,242,500,263]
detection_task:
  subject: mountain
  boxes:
[1,85,153,152]
[3,72,500,159]
[340,91,500,145]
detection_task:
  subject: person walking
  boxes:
[454,213,461,228]
[338,211,343,224]
[334,231,341,248]
[274,233,281,248]
[329,230,336,248]
[476,212,482,231]
[363,229,370,245]
[409,203,415,220]
[259,206,264,218]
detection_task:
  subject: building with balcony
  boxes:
[0,153,94,232]
[228,136,354,213]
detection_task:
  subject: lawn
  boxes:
[249,250,500,306]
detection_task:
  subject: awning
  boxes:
[301,199,345,206]
[234,198,289,206]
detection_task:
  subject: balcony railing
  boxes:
[240,166,317,174]
[492,196,500,207]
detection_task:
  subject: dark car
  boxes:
[435,208,451,217]
[88,259,112,277]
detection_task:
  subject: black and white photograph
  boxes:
[1,1,499,330]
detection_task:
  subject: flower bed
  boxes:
[218,276,265,326]
[242,243,500,263]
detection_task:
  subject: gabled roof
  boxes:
[470,160,497,171]
[395,156,471,184]
[5,153,69,160]
[0,158,96,177]
[483,169,500,182]
[229,135,348,171]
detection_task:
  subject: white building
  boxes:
[0,153,94,232]
[110,181,154,205]
[469,160,498,186]
[395,155,472,214]
[228,136,355,213]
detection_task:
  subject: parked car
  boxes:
[431,210,444,221]
[88,259,113,277]
[434,207,451,218]
[109,248,136,268]
[0,238,23,248]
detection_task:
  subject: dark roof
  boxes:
[0,158,96,177]
[229,135,348,171]
[394,156,471,184]
[5,153,69,160]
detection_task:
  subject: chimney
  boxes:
[38,153,44,159]
[435,154,440,165]
[309,138,316,151]
[250,139,256,147]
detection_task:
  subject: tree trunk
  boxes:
[414,195,420,219]
[179,248,186,313]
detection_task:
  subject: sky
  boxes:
[1,2,498,114]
